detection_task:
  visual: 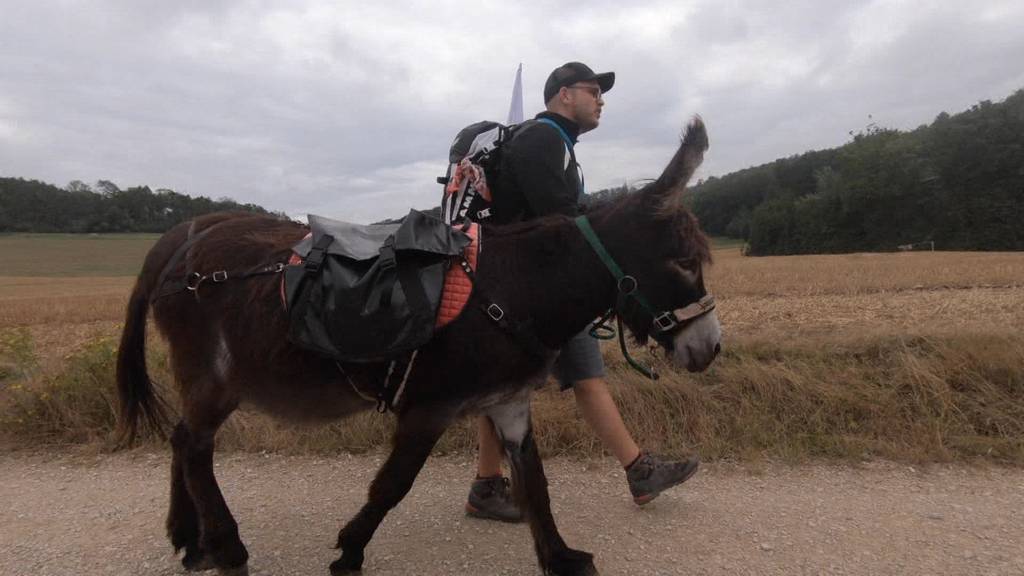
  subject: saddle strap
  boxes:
[456,257,550,359]
[376,349,419,413]
[154,221,288,301]
[152,222,221,302]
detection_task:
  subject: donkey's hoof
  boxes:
[181,548,214,572]
[545,548,597,576]
[329,551,364,575]
[216,565,249,576]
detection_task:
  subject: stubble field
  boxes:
[1,234,1022,464]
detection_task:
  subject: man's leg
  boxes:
[465,415,523,522]
[571,377,641,467]
[476,415,505,478]
[572,376,700,505]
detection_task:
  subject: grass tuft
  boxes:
[3,333,1020,465]
[0,327,38,382]
[1,336,121,443]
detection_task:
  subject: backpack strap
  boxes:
[535,117,584,195]
[536,118,574,150]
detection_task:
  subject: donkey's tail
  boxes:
[115,276,169,446]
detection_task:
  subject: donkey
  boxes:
[116,117,719,575]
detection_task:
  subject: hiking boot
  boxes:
[626,452,700,505]
[465,476,523,523]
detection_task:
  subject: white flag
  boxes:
[506,63,524,124]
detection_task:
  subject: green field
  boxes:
[709,236,745,250]
[0,234,159,276]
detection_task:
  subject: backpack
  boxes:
[438,118,576,226]
[438,120,518,226]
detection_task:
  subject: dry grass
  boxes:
[3,332,1020,465]
[608,333,1024,463]
[1,236,1023,464]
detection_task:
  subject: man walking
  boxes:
[465,62,700,522]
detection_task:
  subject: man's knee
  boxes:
[571,377,609,399]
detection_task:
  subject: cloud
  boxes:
[1,0,1022,222]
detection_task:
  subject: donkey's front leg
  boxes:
[330,405,454,575]
[486,397,598,576]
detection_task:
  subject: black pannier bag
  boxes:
[284,209,471,363]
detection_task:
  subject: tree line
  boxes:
[0,179,274,233]
[7,89,1021,248]
[686,89,1024,254]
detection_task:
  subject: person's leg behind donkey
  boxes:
[465,330,700,521]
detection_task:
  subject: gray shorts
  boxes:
[552,329,606,390]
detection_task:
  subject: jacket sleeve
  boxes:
[506,125,579,217]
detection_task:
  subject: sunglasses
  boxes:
[566,85,602,99]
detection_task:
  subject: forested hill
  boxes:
[687,89,1024,254]
[0,179,273,233]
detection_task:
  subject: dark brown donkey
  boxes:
[116,118,720,576]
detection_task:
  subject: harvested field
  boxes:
[0,277,134,328]
[721,287,1024,338]
[1,237,1023,464]
[708,248,1024,297]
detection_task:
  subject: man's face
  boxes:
[562,81,604,132]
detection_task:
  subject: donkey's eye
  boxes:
[669,262,699,285]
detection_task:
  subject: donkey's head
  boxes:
[589,117,720,372]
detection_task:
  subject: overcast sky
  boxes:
[2,1,1022,223]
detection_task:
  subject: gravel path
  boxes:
[1,451,1022,575]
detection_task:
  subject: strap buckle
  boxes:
[304,234,334,272]
[378,238,397,272]
[486,304,505,322]
[211,270,228,283]
[185,272,204,291]
[652,311,677,333]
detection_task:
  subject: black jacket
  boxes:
[491,112,584,224]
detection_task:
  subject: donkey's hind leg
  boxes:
[330,406,455,575]
[168,421,211,571]
[176,380,248,574]
[486,397,598,576]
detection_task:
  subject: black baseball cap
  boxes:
[543,62,615,104]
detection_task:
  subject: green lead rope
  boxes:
[575,216,660,380]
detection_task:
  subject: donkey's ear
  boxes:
[645,116,708,209]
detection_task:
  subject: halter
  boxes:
[574,215,716,380]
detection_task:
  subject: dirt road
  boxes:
[1,451,1021,575]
